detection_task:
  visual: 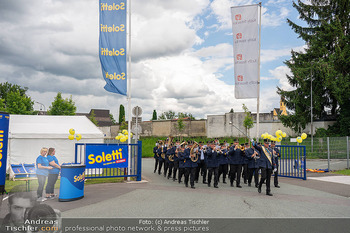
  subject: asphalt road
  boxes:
[1,158,349,220]
[57,158,350,218]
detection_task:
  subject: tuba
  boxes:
[190,141,199,163]
[159,140,166,159]
[167,136,175,162]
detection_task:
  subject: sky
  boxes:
[0,0,307,121]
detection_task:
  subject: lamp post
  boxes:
[310,67,314,153]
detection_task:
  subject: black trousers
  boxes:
[154,158,159,172]
[37,175,47,198]
[195,160,207,182]
[163,160,169,176]
[207,167,219,186]
[45,173,59,194]
[259,167,272,193]
[218,164,228,182]
[229,164,242,186]
[248,168,259,186]
[242,164,248,182]
[167,162,174,178]
[158,160,164,174]
[178,167,185,183]
[274,166,279,186]
[173,161,179,180]
[184,167,196,187]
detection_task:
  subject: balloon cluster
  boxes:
[296,133,307,143]
[115,130,133,143]
[261,130,287,142]
[68,128,82,141]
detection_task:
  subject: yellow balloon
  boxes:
[301,133,307,140]
[122,130,128,135]
[275,130,282,137]
[68,135,74,140]
[282,132,287,138]
[116,135,121,140]
[120,137,126,142]
[76,134,82,141]
[276,138,281,142]
[297,137,303,143]
[261,134,265,139]
[277,136,282,141]
[125,135,128,140]
[130,133,133,137]
[69,128,75,135]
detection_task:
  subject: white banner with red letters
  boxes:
[231,4,259,99]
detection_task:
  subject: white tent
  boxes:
[8,115,104,167]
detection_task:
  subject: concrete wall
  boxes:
[105,120,207,138]
[207,112,336,138]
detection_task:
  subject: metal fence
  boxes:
[276,145,306,180]
[75,141,142,181]
[281,136,350,171]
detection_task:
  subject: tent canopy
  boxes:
[9,115,103,139]
[7,115,104,166]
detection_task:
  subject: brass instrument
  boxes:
[190,141,199,162]
[159,140,166,159]
[167,136,175,162]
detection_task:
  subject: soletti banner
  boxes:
[85,144,128,169]
[99,0,127,96]
[231,4,259,99]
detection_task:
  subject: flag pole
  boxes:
[256,2,262,140]
[127,0,131,181]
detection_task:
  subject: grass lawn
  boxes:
[332,169,350,176]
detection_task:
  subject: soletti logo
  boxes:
[236,33,242,39]
[235,14,242,20]
[237,75,244,81]
[236,54,243,60]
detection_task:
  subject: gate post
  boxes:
[137,141,142,181]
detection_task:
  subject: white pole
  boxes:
[127,0,131,181]
[256,2,262,139]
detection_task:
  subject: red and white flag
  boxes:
[231,4,260,99]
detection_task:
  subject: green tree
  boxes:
[158,110,176,120]
[0,82,34,114]
[278,0,350,134]
[110,114,116,124]
[47,92,76,115]
[119,116,128,131]
[119,104,125,124]
[176,118,185,141]
[177,112,195,120]
[242,104,254,139]
[152,110,157,120]
[229,108,234,113]
[89,110,99,126]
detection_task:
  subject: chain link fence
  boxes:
[281,136,350,171]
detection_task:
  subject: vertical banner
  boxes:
[0,113,9,193]
[99,0,127,95]
[231,4,259,99]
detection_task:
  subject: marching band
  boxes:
[153,137,280,196]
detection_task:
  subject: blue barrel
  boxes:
[59,164,85,202]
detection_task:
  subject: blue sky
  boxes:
[0,0,307,121]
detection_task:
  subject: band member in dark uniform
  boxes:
[228,139,244,188]
[195,142,208,184]
[183,142,198,189]
[241,143,249,184]
[157,143,165,175]
[218,143,229,184]
[253,139,275,196]
[172,141,180,181]
[245,143,260,188]
[271,142,281,188]
[206,143,220,188]
[163,143,169,177]
[178,144,186,183]
[153,142,159,173]
[166,144,175,179]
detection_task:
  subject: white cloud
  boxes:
[261,65,295,92]
[210,0,290,29]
